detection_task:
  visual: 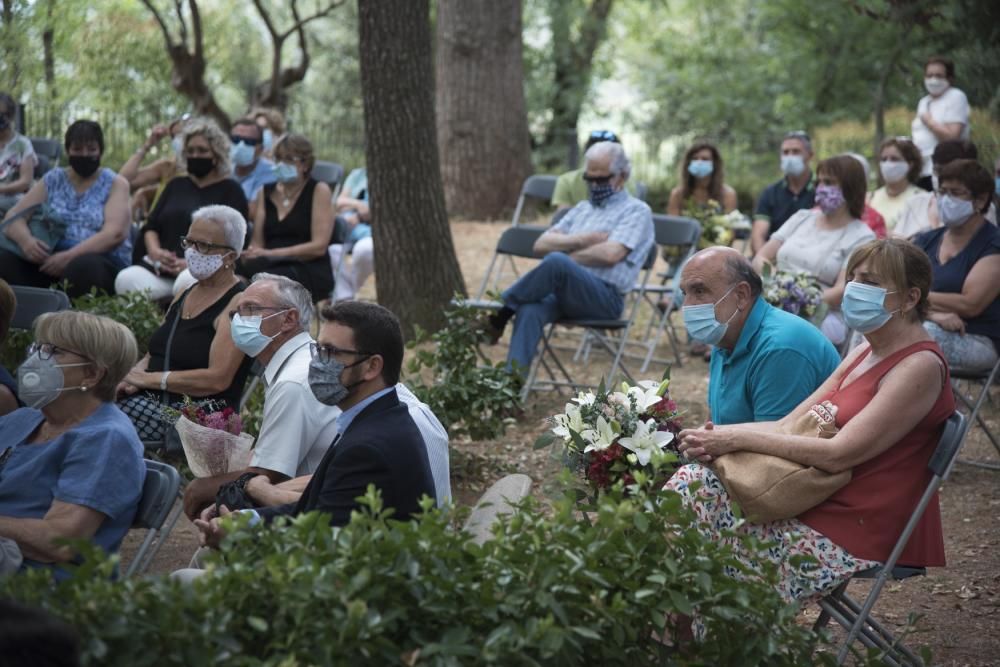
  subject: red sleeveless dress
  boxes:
[798,340,954,566]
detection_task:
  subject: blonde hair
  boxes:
[34,311,138,402]
[251,107,286,136]
[181,116,232,176]
[845,239,931,320]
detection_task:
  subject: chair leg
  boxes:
[954,372,1000,470]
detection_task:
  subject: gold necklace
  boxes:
[278,180,305,208]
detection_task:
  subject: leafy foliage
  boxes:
[405,300,521,441]
[0,479,887,666]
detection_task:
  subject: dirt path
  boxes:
[122,220,1000,665]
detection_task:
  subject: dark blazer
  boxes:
[258,388,435,526]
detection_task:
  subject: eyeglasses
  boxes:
[228,305,285,319]
[230,135,260,147]
[581,173,613,184]
[27,342,85,361]
[309,342,371,364]
[180,236,234,254]
[589,129,619,143]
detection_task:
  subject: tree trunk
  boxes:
[435,0,533,220]
[538,0,614,170]
[358,0,466,337]
[43,0,58,136]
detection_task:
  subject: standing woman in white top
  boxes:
[868,137,924,234]
[911,56,970,191]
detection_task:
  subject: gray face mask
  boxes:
[307,355,369,406]
[17,353,91,409]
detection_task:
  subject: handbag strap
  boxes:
[160,289,189,405]
[0,203,43,233]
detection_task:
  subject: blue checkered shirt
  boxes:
[550,190,654,293]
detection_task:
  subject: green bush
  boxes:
[0,476,893,667]
[405,300,521,441]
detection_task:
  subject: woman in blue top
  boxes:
[0,120,131,297]
[0,311,144,578]
[913,159,999,374]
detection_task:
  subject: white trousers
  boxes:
[328,236,374,302]
[115,266,198,300]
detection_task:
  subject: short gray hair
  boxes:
[585,141,631,179]
[191,205,246,256]
[251,273,314,331]
[722,253,763,298]
[783,130,813,154]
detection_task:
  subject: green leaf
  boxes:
[534,432,557,450]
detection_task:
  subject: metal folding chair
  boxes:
[464,226,546,306]
[29,137,61,179]
[511,174,558,228]
[10,285,71,331]
[311,161,345,200]
[521,244,658,401]
[125,459,182,577]
[634,215,701,370]
[953,357,1000,470]
[814,411,967,666]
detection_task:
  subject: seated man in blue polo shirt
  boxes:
[679,247,839,424]
[486,141,654,377]
[750,130,816,254]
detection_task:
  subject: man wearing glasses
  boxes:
[229,117,276,219]
[187,300,438,559]
[551,129,621,211]
[751,131,816,254]
[486,141,654,378]
[180,275,449,522]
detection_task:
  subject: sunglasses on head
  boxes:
[231,135,260,147]
[589,130,618,143]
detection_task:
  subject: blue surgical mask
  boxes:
[937,194,975,228]
[995,176,1000,196]
[589,182,615,207]
[681,284,739,346]
[230,310,289,357]
[262,128,274,151]
[687,159,714,179]
[841,282,898,334]
[231,141,256,168]
[274,162,298,184]
[780,155,805,177]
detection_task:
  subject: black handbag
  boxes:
[215,472,259,513]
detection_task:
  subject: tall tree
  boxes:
[536,0,614,170]
[435,0,533,219]
[358,0,466,336]
[141,0,343,127]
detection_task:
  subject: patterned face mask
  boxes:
[307,355,369,407]
[185,247,227,280]
[588,182,616,207]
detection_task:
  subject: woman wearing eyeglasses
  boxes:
[240,134,334,302]
[912,160,999,374]
[115,117,248,301]
[0,311,144,578]
[117,205,254,442]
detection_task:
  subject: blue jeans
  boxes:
[502,252,624,376]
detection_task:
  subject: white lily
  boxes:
[573,391,597,407]
[618,419,675,466]
[627,384,663,412]
[581,416,616,452]
[552,404,584,440]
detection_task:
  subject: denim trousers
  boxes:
[502,252,623,376]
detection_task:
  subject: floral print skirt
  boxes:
[665,463,880,605]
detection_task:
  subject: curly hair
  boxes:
[679,141,725,204]
[181,116,231,176]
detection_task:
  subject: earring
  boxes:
[80,386,88,392]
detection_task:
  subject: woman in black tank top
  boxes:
[240,133,334,301]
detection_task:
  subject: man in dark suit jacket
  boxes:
[193,301,435,548]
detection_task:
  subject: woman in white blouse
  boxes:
[753,155,875,344]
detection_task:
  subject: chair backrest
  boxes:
[634,181,649,203]
[495,225,545,259]
[511,175,558,227]
[652,214,701,249]
[29,137,61,165]
[463,473,533,545]
[929,411,968,480]
[11,286,71,331]
[133,460,182,531]
[311,161,345,194]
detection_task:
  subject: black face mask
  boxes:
[68,155,101,178]
[186,157,215,179]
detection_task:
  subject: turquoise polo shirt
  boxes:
[708,298,840,425]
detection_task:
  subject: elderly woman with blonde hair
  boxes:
[116,116,248,301]
[117,205,254,443]
[0,311,145,578]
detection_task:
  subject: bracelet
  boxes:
[160,371,171,391]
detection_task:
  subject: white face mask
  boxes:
[937,194,976,228]
[185,247,227,280]
[924,77,949,96]
[879,160,909,184]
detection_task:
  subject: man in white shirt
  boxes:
[911,55,970,190]
[181,273,450,519]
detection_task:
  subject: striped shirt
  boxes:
[551,189,654,293]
